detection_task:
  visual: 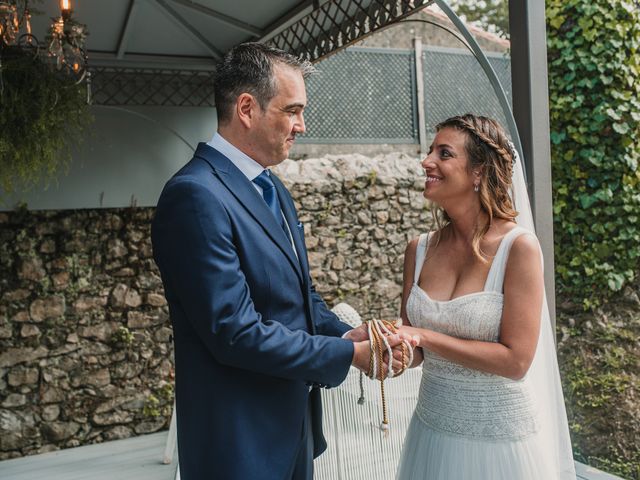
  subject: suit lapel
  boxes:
[272,174,310,283]
[272,173,317,335]
[195,144,303,283]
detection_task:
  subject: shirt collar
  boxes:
[207,132,265,181]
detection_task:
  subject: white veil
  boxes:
[510,148,576,478]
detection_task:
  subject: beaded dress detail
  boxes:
[409,228,538,440]
[397,227,555,480]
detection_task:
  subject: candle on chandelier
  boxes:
[60,0,73,22]
[60,0,72,19]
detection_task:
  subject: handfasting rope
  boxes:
[365,319,414,434]
[330,303,413,435]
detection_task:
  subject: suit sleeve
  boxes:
[152,178,353,387]
[309,284,352,337]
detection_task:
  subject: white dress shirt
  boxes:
[208,133,297,255]
[207,133,264,193]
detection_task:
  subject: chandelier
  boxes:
[0,0,88,83]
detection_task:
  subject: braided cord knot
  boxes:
[365,319,413,434]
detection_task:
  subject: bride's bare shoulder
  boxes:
[506,232,542,283]
[510,232,541,258]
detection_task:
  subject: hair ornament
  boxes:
[506,140,520,171]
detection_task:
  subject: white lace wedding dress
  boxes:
[396,227,557,479]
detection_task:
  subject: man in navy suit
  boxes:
[152,43,408,479]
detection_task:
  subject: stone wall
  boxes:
[276,153,431,317]
[0,208,174,459]
[0,153,430,459]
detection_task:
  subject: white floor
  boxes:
[0,429,624,480]
[0,431,177,480]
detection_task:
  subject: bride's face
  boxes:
[421,128,479,204]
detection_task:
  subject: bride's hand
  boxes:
[396,324,423,347]
[379,327,420,376]
[395,324,425,368]
[381,334,415,378]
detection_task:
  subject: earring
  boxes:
[473,183,479,192]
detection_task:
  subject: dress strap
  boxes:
[483,226,534,293]
[413,233,430,284]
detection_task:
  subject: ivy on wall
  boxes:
[546,0,640,309]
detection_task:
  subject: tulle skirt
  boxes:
[396,413,556,480]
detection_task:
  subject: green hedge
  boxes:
[546,0,640,309]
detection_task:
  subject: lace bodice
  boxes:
[407,227,540,440]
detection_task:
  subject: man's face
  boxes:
[251,64,307,167]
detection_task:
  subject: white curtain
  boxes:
[315,367,422,480]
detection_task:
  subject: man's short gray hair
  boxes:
[214,42,315,124]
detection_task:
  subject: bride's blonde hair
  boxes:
[432,114,518,262]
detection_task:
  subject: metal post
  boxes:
[413,37,428,154]
[434,0,524,162]
[509,0,557,326]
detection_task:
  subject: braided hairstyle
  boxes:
[433,114,518,262]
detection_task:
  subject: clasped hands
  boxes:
[346,321,420,380]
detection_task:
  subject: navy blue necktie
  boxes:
[253,170,288,234]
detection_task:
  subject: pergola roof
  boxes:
[30,0,432,69]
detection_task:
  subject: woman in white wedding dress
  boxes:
[396,114,576,479]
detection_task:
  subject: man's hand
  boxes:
[344,321,419,345]
[351,340,372,373]
[351,334,419,379]
[343,323,369,342]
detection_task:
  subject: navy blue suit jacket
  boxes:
[151,143,354,479]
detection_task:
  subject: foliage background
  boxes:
[449,0,510,39]
[547,1,640,310]
[0,48,92,194]
[546,1,640,478]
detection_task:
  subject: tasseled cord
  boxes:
[357,370,365,405]
[330,304,412,436]
[366,318,413,436]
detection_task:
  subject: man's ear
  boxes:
[236,93,256,129]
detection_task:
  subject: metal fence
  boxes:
[302,48,418,143]
[299,45,512,144]
[89,45,511,144]
[90,68,215,107]
[422,46,512,134]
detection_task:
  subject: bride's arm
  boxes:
[399,234,543,380]
[400,238,424,368]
